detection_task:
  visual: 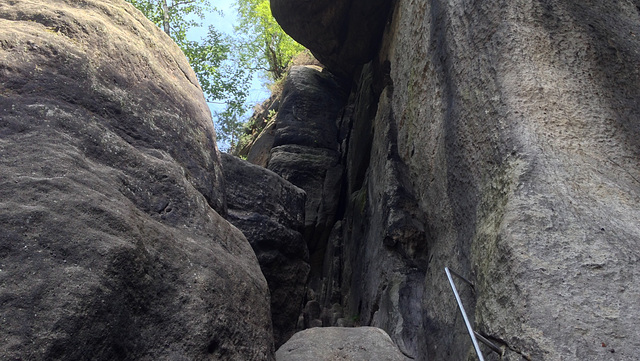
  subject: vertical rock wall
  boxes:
[265,66,347,297]
[382,1,640,359]
[221,153,309,348]
[266,0,640,360]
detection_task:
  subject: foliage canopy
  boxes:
[125,0,305,149]
[234,0,305,81]
[126,0,249,127]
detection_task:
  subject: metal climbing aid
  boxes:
[445,267,503,360]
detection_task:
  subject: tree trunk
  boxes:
[161,0,170,36]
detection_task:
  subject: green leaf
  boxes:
[125,0,306,149]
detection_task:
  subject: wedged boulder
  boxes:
[275,327,411,361]
[0,0,273,359]
[221,153,309,348]
[269,0,394,77]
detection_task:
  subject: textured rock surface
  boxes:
[381,1,640,359]
[334,79,430,358]
[221,153,309,348]
[234,94,280,166]
[269,0,640,360]
[276,327,411,361]
[266,66,347,292]
[0,1,273,359]
[270,0,394,77]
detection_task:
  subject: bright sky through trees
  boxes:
[186,0,271,150]
[126,0,304,151]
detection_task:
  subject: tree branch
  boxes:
[168,0,198,10]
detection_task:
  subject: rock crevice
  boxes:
[258,0,640,359]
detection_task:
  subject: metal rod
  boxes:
[474,331,503,356]
[445,267,485,361]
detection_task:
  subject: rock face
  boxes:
[264,0,640,360]
[270,0,394,77]
[0,1,273,360]
[266,65,347,297]
[221,153,309,348]
[234,94,280,167]
[276,327,411,361]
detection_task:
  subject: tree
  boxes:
[125,0,250,145]
[126,0,306,149]
[225,0,306,152]
[234,0,305,81]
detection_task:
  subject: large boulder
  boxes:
[276,327,411,361]
[269,0,394,77]
[221,153,309,348]
[0,0,273,359]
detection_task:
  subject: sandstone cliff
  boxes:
[0,1,274,359]
[221,153,309,348]
[258,0,640,360]
[3,0,639,359]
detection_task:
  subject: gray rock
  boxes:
[266,66,347,294]
[336,90,429,358]
[270,0,394,77]
[376,1,640,359]
[276,327,411,361]
[221,153,309,348]
[272,66,345,150]
[0,1,273,359]
[246,118,276,167]
[235,94,280,166]
[268,145,341,231]
[272,0,640,360]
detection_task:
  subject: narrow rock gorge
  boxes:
[262,0,640,360]
[1,0,640,360]
[221,153,308,348]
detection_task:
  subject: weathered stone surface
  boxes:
[269,0,394,77]
[266,66,347,292]
[335,85,430,359]
[272,66,345,150]
[275,327,411,361]
[246,118,276,167]
[379,1,640,359]
[269,146,341,230]
[238,53,326,166]
[221,153,309,348]
[235,94,280,166]
[0,1,273,359]
[271,0,640,360]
